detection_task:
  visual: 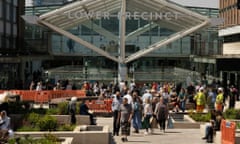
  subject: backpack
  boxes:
[157,104,166,120]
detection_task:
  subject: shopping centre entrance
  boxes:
[24,0,210,83]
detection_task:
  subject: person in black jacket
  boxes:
[202,110,224,143]
[79,100,96,125]
[68,97,77,125]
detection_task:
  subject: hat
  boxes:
[218,87,223,92]
[71,97,77,102]
[199,87,204,91]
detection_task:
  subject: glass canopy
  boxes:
[33,0,210,64]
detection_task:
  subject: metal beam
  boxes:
[126,23,158,41]
[129,0,207,28]
[119,0,126,62]
[39,0,93,20]
[155,0,209,21]
[126,4,188,30]
[125,21,210,63]
[60,2,121,29]
[38,20,119,63]
[82,21,118,41]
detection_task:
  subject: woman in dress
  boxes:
[118,97,133,142]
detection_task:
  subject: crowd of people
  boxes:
[108,79,236,143]
[27,77,238,143]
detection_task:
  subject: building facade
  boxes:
[0,0,25,89]
[219,0,240,89]
[21,0,222,88]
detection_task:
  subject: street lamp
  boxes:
[129,64,135,81]
[84,61,88,81]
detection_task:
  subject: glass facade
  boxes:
[24,1,221,83]
[0,0,19,51]
[0,0,24,89]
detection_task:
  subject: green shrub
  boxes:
[27,112,40,126]
[189,112,211,122]
[17,125,40,131]
[235,109,240,119]
[57,102,69,115]
[43,133,59,142]
[46,108,59,115]
[38,115,57,131]
[237,122,240,129]
[57,124,75,131]
[30,108,47,114]
[223,109,239,119]
[8,134,61,144]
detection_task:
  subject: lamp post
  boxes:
[84,61,88,81]
[129,64,135,81]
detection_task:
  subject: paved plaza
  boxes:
[96,101,240,144]
[97,117,207,144]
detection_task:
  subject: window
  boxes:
[6,22,11,35]
[6,4,10,21]
[13,0,18,6]
[13,7,17,23]
[13,24,17,36]
[12,37,16,49]
[0,21,3,33]
[5,36,9,49]
[0,34,2,48]
[0,1,2,18]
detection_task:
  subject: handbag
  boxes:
[141,118,147,129]
[167,116,174,129]
[150,117,158,128]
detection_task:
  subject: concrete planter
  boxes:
[14,125,111,144]
[171,114,201,129]
[9,114,92,130]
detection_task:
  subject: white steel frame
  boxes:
[35,0,210,64]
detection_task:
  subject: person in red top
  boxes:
[152,82,158,91]
[83,81,90,90]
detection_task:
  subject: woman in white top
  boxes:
[0,110,13,139]
[143,98,153,135]
[0,111,10,130]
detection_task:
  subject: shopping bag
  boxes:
[141,119,147,129]
[167,117,174,129]
[150,117,158,128]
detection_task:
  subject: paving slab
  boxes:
[97,117,209,144]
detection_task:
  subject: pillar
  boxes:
[118,63,127,82]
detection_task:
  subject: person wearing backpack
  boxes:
[154,97,169,133]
